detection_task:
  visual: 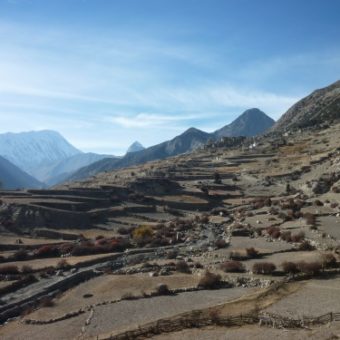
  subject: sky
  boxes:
[0,0,339,155]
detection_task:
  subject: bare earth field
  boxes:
[0,122,340,339]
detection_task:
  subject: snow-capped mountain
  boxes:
[0,130,81,180]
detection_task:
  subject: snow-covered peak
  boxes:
[0,130,81,177]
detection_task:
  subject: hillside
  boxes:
[272,80,340,131]
[67,109,274,183]
[0,130,81,181]
[214,108,275,138]
[0,155,43,189]
[68,127,211,181]
[44,153,113,186]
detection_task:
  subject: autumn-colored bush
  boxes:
[252,262,276,275]
[133,225,153,245]
[198,271,221,289]
[35,245,59,258]
[220,260,245,273]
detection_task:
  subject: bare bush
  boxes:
[246,247,259,258]
[281,261,299,274]
[252,262,276,275]
[321,253,337,268]
[0,265,19,274]
[176,260,191,273]
[156,283,170,295]
[291,231,305,243]
[198,271,221,289]
[297,261,322,275]
[299,240,315,251]
[220,260,245,273]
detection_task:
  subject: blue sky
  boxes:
[0,0,339,155]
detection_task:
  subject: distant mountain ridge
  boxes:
[67,109,274,182]
[272,80,340,131]
[0,155,43,189]
[127,141,145,153]
[214,108,275,138]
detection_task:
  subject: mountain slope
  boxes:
[272,80,340,131]
[214,108,275,138]
[68,127,211,182]
[0,156,43,189]
[45,153,113,186]
[127,141,145,153]
[0,130,81,180]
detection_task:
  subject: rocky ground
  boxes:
[0,122,339,339]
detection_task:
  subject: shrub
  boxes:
[297,261,322,275]
[121,292,136,300]
[11,249,29,261]
[267,226,281,239]
[321,253,337,268]
[252,262,276,275]
[220,260,245,273]
[291,231,305,243]
[21,265,33,273]
[304,213,316,226]
[39,296,55,308]
[299,240,315,251]
[198,271,221,289]
[56,259,70,270]
[281,261,299,274]
[194,262,204,269]
[176,260,191,273]
[156,283,170,295]
[117,227,132,235]
[200,214,210,224]
[229,251,247,261]
[132,225,153,245]
[166,250,178,259]
[281,231,292,242]
[213,172,222,184]
[0,265,19,274]
[246,247,259,258]
[314,200,324,206]
[35,245,59,258]
[59,243,74,255]
[215,239,227,249]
